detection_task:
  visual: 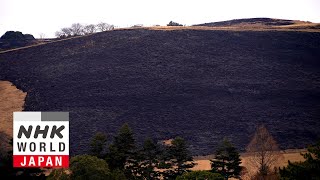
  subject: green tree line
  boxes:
[1,124,320,179]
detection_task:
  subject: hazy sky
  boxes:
[1,0,319,38]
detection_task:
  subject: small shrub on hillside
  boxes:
[280,140,320,179]
[167,21,183,26]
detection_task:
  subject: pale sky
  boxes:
[0,0,319,38]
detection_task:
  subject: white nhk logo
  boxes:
[13,112,69,168]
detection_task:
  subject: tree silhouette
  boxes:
[0,134,45,179]
[280,140,320,179]
[106,123,136,171]
[163,137,195,179]
[84,24,97,35]
[127,138,162,179]
[96,22,113,31]
[70,23,84,36]
[167,21,183,26]
[211,138,242,178]
[70,155,110,180]
[90,132,107,158]
[246,125,282,178]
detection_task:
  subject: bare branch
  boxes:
[96,22,114,32]
[246,125,283,177]
[83,24,97,35]
[70,23,84,36]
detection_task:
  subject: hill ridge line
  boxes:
[0,34,93,54]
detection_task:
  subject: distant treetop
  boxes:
[55,22,114,39]
[167,21,183,26]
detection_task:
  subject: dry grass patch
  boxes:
[0,81,26,137]
[192,149,306,172]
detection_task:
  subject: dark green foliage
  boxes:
[0,137,45,179]
[167,21,183,26]
[176,171,224,180]
[110,169,127,180]
[70,154,110,180]
[107,123,136,171]
[139,138,162,179]
[90,132,107,158]
[163,137,195,179]
[211,138,242,178]
[47,169,70,180]
[280,141,320,179]
[127,138,162,179]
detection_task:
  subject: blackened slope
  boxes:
[1,29,320,155]
[194,18,310,27]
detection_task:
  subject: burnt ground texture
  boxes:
[0,29,320,155]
